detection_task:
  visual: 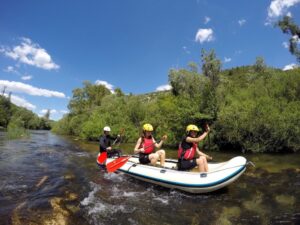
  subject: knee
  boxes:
[155,153,160,160]
[151,154,159,160]
[197,157,206,165]
[199,156,206,163]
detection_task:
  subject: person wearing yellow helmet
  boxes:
[134,123,167,166]
[178,123,212,172]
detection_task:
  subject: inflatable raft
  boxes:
[101,155,247,194]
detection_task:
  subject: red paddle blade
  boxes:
[97,152,107,164]
[106,156,130,173]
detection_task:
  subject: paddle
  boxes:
[203,122,213,160]
[106,135,167,173]
[97,152,107,164]
[97,128,125,164]
[106,156,131,173]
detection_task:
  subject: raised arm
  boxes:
[186,131,209,143]
[154,135,167,148]
[186,125,210,143]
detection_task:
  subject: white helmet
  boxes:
[103,126,111,132]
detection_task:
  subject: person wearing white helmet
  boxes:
[99,126,121,158]
[178,124,212,172]
[103,126,111,132]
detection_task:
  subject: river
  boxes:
[0,130,299,225]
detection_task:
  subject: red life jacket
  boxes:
[178,142,197,160]
[140,137,155,154]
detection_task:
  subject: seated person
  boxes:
[134,123,167,167]
[178,124,212,172]
[99,126,122,158]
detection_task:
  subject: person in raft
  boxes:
[99,126,122,158]
[134,123,167,167]
[178,124,212,172]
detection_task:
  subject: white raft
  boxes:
[104,156,247,194]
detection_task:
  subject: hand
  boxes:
[161,135,167,141]
[107,147,112,151]
[205,124,210,133]
[207,155,213,160]
[140,148,145,153]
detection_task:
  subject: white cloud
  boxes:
[42,109,69,120]
[95,80,114,93]
[1,37,59,70]
[195,28,214,43]
[40,109,57,114]
[4,66,17,73]
[224,57,232,63]
[182,46,191,54]
[0,80,65,98]
[282,41,289,48]
[3,66,20,75]
[267,0,300,21]
[60,110,69,114]
[204,16,211,24]
[155,84,172,92]
[3,93,36,110]
[238,19,246,26]
[282,63,299,70]
[21,75,32,81]
[292,35,300,43]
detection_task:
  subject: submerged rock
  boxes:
[65,191,78,201]
[214,206,241,225]
[275,195,295,207]
[63,174,75,180]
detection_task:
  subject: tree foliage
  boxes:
[277,16,300,62]
[53,59,300,153]
[0,95,52,131]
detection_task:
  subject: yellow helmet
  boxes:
[186,124,199,132]
[143,123,153,132]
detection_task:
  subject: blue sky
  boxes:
[0,0,299,120]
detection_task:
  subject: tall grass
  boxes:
[6,120,29,139]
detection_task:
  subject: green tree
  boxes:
[68,81,111,114]
[277,16,300,62]
[254,56,267,73]
[0,95,12,127]
[168,68,204,99]
[201,49,222,119]
[201,49,221,89]
[44,109,50,120]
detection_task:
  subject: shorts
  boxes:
[108,149,122,157]
[100,149,122,158]
[178,158,197,171]
[139,153,151,164]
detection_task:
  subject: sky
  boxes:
[0,0,300,120]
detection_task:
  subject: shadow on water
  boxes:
[0,131,299,225]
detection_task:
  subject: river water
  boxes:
[0,131,299,225]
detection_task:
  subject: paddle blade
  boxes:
[97,152,107,164]
[106,156,130,173]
